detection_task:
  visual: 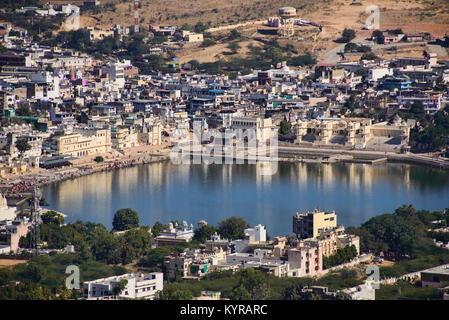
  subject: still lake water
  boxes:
[42,161,449,237]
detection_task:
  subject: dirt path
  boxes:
[0,259,27,269]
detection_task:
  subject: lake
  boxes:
[42,161,449,237]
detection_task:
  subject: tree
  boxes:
[217,216,250,240]
[181,23,193,31]
[41,210,64,226]
[94,156,104,163]
[230,284,251,300]
[157,287,193,300]
[340,28,356,43]
[0,269,11,286]
[227,41,241,54]
[15,106,32,117]
[19,235,30,248]
[20,263,43,282]
[112,208,140,231]
[15,138,31,156]
[360,52,378,60]
[112,279,128,296]
[118,227,153,264]
[372,30,384,44]
[238,268,270,300]
[288,53,316,67]
[344,42,359,52]
[409,101,425,119]
[266,46,284,64]
[228,29,241,41]
[279,120,292,135]
[91,230,121,263]
[193,224,217,243]
[361,213,417,256]
[194,22,208,34]
[200,39,216,47]
[187,60,200,70]
[151,221,167,237]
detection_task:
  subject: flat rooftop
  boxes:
[421,264,449,275]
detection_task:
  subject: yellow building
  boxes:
[292,209,337,239]
[85,27,114,41]
[111,127,139,150]
[56,129,111,157]
[181,30,203,43]
[294,116,410,147]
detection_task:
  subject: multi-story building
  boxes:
[293,209,337,239]
[163,247,226,280]
[111,127,139,150]
[83,272,163,300]
[231,116,276,142]
[56,128,111,157]
[294,116,410,148]
[287,241,323,277]
[155,221,194,247]
[85,27,114,41]
[0,217,31,253]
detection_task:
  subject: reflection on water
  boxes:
[43,161,449,237]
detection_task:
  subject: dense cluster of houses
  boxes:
[158,210,360,280]
[1,7,449,176]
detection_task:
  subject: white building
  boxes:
[157,221,194,241]
[83,272,163,300]
[0,193,17,221]
[30,72,61,99]
[102,60,130,91]
[366,67,393,82]
[342,283,375,300]
[244,224,267,243]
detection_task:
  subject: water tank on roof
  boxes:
[279,7,297,18]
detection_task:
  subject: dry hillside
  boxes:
[49,0,449,64]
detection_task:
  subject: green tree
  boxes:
[409,101,425,119]
[217,216,250,240]
[288,53,316,66]
[157,287,193,300]
[279,120,292,135]
[340,28,356,43]
[15,138,31,156]
[193,224,217,243]
[20,263,43,283]
[112,208,140,231]
[118,227,153,264]
[151,221,167,237]
[200,39,216,47]
[361,52,379,60]
[372,30,384,44]
[230,284,251,300]
[41,210,64,226]
[94,156,104,163]
[238,268,270,300]
[112,279,128,296]
[181,23,193,31]
[15,106,32,117]
[194,22,208,34]
[0,269,11,286]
